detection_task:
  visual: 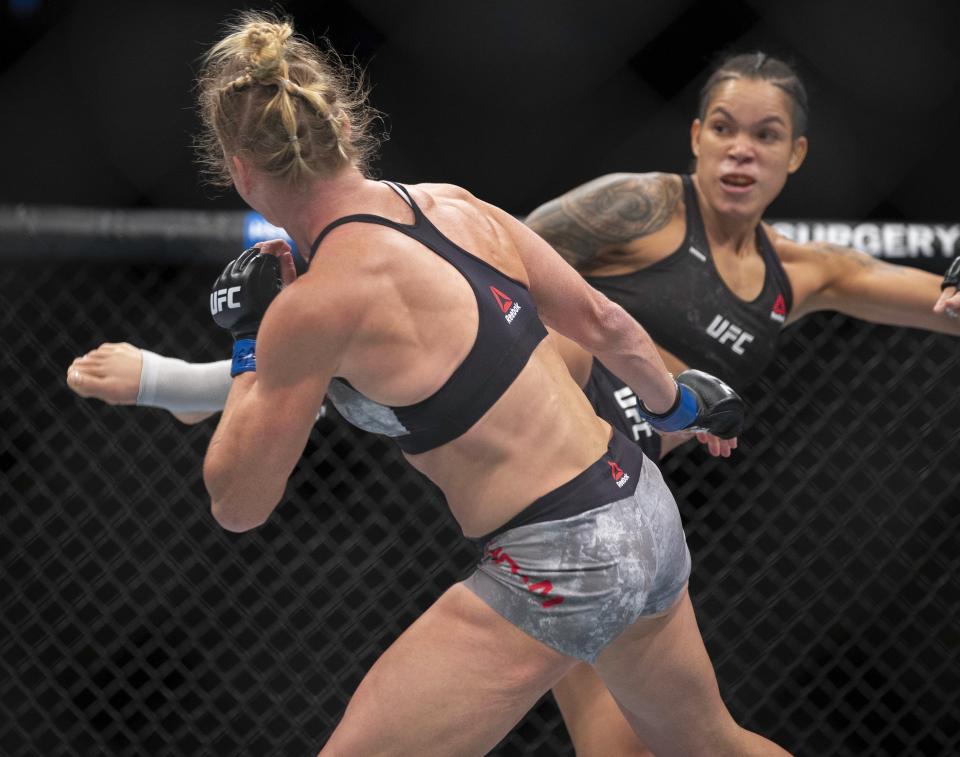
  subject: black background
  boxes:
[2,0,959,220]
[2,2,959,756]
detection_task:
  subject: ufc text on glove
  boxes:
[210,248,283,377]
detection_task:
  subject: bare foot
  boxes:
[67,342,143,405]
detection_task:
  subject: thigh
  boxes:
[593,587,741,756]
[551,663,654,757]
[319,583,578,757]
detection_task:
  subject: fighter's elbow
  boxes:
[203,451,229,504]
[592,294,624,329]
[204,456,272,532]
[587,294,638,347]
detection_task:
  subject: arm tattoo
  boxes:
[811,242,906,274]
[525,173,681,269]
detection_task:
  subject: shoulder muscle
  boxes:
[255,273,355,391]
[525,172,682,268]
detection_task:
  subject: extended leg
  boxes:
[319,583,578,756]
[552,662,655,757]
[593,587,792,757]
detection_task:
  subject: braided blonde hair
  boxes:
[196,11,381,186]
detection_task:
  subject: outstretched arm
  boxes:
[524,172,681,270]
[502,202,677,413]
[781,238,960,333]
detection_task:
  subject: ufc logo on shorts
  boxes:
[706,314,755,355]
[612,386,655,441]
[210,286,241,315]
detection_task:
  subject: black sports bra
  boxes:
[585,175,793,386]
[313,182,548,454]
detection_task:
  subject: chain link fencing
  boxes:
[1,223,958,755]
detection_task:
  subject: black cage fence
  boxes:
[1,216,958,756]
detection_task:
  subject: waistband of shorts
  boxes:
[472,427,644,545]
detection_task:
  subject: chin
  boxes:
[713,193,765,220]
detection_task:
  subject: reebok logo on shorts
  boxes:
[608,460,630,488]
[770,293,787,323]
[490,286,522,323]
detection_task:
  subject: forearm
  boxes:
[203,375,285,532]
[827,267,960,335]
[841,299,960,335]
[579,299,677,414]
[791,243,960,335]
[202,243,329,533]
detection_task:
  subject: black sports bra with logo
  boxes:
[584,175,793,386]
[312,182,547,455]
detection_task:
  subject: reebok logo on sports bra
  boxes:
[584,174,794,386]
[770,294,787,323]
[490,286,522,323]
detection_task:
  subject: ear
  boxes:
[229,154,253,196]
[690,119,702,159]
[787,136,808,174]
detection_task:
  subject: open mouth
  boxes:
[720,174,756,189]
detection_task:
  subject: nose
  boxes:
[727,134,755,163]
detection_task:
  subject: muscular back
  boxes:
[308,183,611,536]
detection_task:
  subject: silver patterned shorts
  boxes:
[462,430,691,662]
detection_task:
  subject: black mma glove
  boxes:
[942,257,960,291]
[638,369,744,439]
[209,248,283,376]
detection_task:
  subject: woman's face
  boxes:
[691,78,807,221]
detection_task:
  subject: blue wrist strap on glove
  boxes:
[230,338,257,377]
[638,383,699,432]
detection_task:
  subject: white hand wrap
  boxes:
[136,351,232,413]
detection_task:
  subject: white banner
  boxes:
[771,221,959,260]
